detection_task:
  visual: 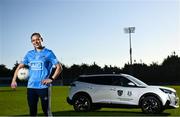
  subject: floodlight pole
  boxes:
[124,27,135,66]
[129,32,132,65]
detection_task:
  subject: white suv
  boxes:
[67,74,179,114]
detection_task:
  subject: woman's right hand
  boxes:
[11,80,17,89]
[10,63,24,89]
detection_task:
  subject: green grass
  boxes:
[0,85,179,116]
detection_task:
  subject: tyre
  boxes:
[73,94,92,112]
[141,96,163,114]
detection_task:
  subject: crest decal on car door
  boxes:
[117,90,123,96]
[127,91,132,96]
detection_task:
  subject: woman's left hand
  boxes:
[42,79,53,85]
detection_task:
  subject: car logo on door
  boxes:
[127,91,132,96]
[117,90,123,96]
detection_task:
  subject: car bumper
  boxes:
[165,94,179,109]
[170,96,179,108]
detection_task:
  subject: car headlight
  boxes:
[160,88,173,94]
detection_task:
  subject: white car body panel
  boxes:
[68,74,179,111]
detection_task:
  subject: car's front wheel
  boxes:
[141,96,163,114]
[73,95,92,112]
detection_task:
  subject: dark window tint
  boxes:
[77,76,112,85]
[112,76,133,87]
[96,76,112,85]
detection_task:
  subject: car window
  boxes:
[112,76,134,87]
[77,76,112,85]
[96,76,112,85]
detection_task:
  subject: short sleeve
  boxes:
[47,50,59,65]
[21,53,29,65]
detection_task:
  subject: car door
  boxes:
[110,76,140,105]
[90,76,113,104]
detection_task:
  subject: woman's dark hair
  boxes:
[31,32,43,41]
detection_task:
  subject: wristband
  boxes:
[49,77,54,81]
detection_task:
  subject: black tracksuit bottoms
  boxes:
[27,88,52,116]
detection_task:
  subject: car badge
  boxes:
[127,91,132,96]
[117,90,123,96]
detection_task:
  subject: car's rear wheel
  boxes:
[73,95,92,112]
[141,96,163,114]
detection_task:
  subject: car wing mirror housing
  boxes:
[128,82,136,86]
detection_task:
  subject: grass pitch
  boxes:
[0,86,179,116]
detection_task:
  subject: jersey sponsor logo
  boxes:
[30,61,43,70]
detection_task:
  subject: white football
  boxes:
[17,68,29,80]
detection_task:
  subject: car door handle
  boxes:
[88,87,93,89]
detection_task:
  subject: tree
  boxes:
[160,53,180,83]
[11,61,19,76]
[103,65,121,74]
[1,52,180,85]
[88,62,102,74]
[0,64,11,77]
[80,63,89,75]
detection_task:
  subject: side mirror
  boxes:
[128,82,135,86]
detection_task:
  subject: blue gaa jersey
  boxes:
[22,48,59,89]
